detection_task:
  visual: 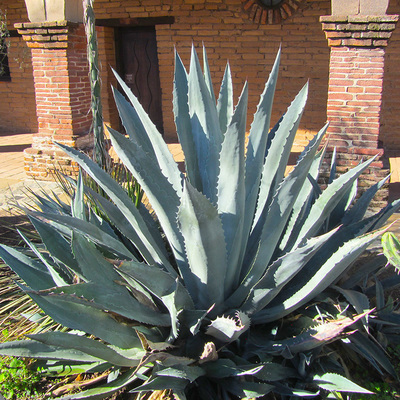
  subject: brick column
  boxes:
[15,21,91,179]
[320,15,398,205]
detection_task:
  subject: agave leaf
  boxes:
[131,376,189,393]
[25,289,141,349]
[334,286,370,331]
[252,82,309,234]
[279,139,328,252]
[161,281,182,340]
[58,367,143,400]
[188,44,223,204]
[28,332,144,367]
[217,82,248,294]
[178,180,227,310]
[156,364,206,382]
[206,312,250,343]
[274,384,320,397]
[18,230,70,287]
[217,62,234,134]
[291,155,379,249]
[348,331,397,376]
[72,233,124,286]
[203,45,216,105]
[107,127,188,275]
[117,260,194,311]
[242,48,280,260]
[45,281,170,327]
[72,234,168,323]
[173,49,202,190]
[0,339,101,362]
[329,147,337,184]
[55,143,173,271]
[85,187,169,263]
[342,175,390,226]
[375,277,385,311]
[382,232,400,272]
[237,229,337,313]
[253,227,386,323]
[222,379,274,398]
[35,360,110,377]
[179,307,213,336]
[241,121,326,289]
[72,170,85,220]
[327,177,358,230]
[341,254,387,290]
[30,216,83,277]
[117,265,189,339]
[267,312,371,354]
[111,71,183,194]
[28,210,136,260]
[314,372,373,394]
[202,359,263,379]
[370,198,400,231]
[0,244,55,290]
[255,363,297,382]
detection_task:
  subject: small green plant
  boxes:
[0,356,41,399]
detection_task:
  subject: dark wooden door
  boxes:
[117,26,164,134]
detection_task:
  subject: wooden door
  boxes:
[117,26,164,134]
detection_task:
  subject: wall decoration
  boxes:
[241,0,305,24]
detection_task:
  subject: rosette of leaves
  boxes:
[0,46,399,399]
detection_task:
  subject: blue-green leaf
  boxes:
[252,82,309,234]
[178,180,227,310]
[253,227,386,323]
[112,71,183,194]
[0,339,101,362]
[217,62,234,134]
[55,143,172,270]
[173,49,202,190]
[292,155,379,248]
[28,332,144,367]
[26,290,141,349]
[107,127,188,276]
[203,45,216,105]
[217,82,248,295]
[188,44,223,203]
[242,48,280,258]
[0,244,55,290]
[314,373,373,394]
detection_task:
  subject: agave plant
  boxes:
[0,45,399,399]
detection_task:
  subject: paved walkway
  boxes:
[0,133,63,215]
[0,132,186,215]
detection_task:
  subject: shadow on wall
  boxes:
[381,1,400,156]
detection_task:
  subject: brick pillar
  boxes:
[15,21,91,179]
[320,15,398,206]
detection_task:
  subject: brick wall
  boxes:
[0,0,36,133]
[17,22,90,178]
[92,0,331,145]
[1,0,331,145]
[1,0,400,174]
[97,26,119,129]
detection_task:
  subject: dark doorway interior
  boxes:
[116,26,164,134]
